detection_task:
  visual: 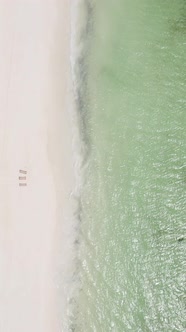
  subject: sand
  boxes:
[0,1,75,331]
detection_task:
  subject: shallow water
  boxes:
[72,1,186,331]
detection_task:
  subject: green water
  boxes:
[73,1,186,331]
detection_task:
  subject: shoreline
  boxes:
[0,1,78,331]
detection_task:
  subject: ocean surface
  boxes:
[71,1,186,331]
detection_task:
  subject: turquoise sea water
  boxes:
[72,1,186,331]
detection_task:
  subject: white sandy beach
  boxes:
[0,1,76,331]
